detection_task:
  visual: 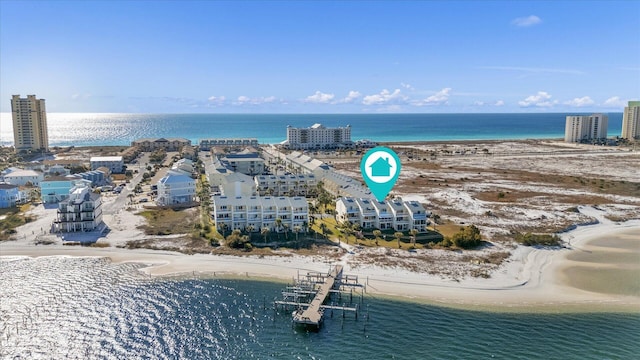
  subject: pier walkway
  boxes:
[292,265,342,327]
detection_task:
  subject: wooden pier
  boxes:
[274,265,364,330]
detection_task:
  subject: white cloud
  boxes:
[473,99,504,107]
[603,96,626,108]
[362,89,407,105]
[413,88,451,106]
[236,95,251,104]
[401,82,415,91]
[340,90,361,103]
[564,96,595,107]
[511,15,542,27]
[233,95,279,105]
[518,91,556,107]
[304,91,335,104]
[207,95,226,104]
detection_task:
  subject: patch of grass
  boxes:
[0,212,35,241]
[137,208,198,235]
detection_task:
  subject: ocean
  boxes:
[1,256,639,359]
[0,112,624,147]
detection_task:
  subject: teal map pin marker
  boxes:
[360,146,401,202]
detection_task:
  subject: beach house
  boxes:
[53,184,103,232]
[0,169,43,186]
[0,183,22,208]
[156,170,196,207]
[90,156,124,174]
[336,197,429,232]
[40,176,74,204]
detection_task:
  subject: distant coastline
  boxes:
[0,112,624,147]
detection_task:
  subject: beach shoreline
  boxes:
[3,137,640,313]
[2,214,639,313]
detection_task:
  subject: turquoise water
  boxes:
[1,257,639,359]
[0,112,624,146]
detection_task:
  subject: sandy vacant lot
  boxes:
[328,140,640,240]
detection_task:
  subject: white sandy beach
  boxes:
[2,203,639,312]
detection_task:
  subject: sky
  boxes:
[1,0,639,113]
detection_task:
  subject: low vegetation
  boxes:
[514,232,562,247]
[437,225,483,249]
[0,210,35,241]
[137,208,197,235]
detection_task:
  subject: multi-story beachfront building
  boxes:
[11,95,49,152]
[336,197,429,232]
[131,138,191,152]
[212,195,308,232]
[199,138,258,150]
[218,150,265,176]
[90,156,124,174]
[564,114,608,143]
[284,151,330,174]
[254,174,317,196]
[622,101,640,141]
[53,184,103,232]
[283,123,353,150]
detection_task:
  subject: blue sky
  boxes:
[1,0,638,113]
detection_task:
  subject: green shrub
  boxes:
[515,232,561,246]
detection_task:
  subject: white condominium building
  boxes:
[254,174,317,196]
[199,138,258,150]
[564,114,608,143]
[11,95,49,152]
[284,123,353,149]
[622,101,640,140]
[218,150,265,176]
[90,156,124,174]
[212,195,308,232]
[336,197,429,232]
[131,138,191,152]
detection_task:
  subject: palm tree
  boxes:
[293,225,301,248]
[341,221,353,244]
[283,224,290,240]
[219,223,228,238]
[394,231,404,248]
[373,230,382,246]
[319,223,327,237]
[261,227,270,245]
[275,218,283,232]
[431,214,440,231]
[409,229,418,247]
[246,225,255,241]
